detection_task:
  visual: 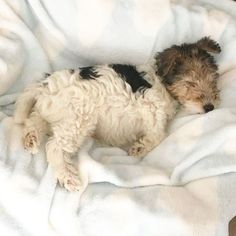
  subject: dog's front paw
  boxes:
[23,130,39,154]
[57,165,81,192]
[128,144,148,158]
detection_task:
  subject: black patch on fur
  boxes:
[110,64,152,92]
[79,66,99,80]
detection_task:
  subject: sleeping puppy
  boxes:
[14,37,221,191]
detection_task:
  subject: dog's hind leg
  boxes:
[23,110,50,154]
[46,136,81,192]
[46,118,96,191]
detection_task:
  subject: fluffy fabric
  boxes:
[0,0,236,236]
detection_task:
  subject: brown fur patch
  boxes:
[155,36,221,113]
[196,36,221,54]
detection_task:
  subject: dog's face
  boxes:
[155,37,221,114]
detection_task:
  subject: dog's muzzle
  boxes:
[203,103,214,113]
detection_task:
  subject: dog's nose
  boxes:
[203,104,214,113]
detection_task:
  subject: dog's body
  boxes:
[15,64,177,191]
[14,37,221,191]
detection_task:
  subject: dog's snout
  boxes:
[204,104,214,113]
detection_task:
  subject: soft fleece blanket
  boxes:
[0,0,236,235]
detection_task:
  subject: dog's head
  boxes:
[155,37,221,114]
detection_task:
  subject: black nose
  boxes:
[204,104,214,113]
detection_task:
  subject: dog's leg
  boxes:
[128,130,166,158]
[46,137,81,192]
[23,111,50,154]
[46,119,96,191]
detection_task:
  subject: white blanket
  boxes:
[0,0,236,235]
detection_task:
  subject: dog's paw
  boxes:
[128,144,148,158]
[23,130,39,154]
[57,165,81,192]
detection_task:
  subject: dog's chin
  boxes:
[182,103,205,115]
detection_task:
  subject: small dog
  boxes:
[14,37,221,191]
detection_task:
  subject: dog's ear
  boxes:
[155,47,180,77]
[196,37,221,54]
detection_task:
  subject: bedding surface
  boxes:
[0,0,236,235]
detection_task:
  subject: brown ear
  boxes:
[155,47,180,77]
[196,36,221,54]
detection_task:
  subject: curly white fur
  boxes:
[14,65,178,191]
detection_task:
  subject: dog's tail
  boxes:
[14,86,40,124]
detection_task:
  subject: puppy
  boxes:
[14,37,221,191]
